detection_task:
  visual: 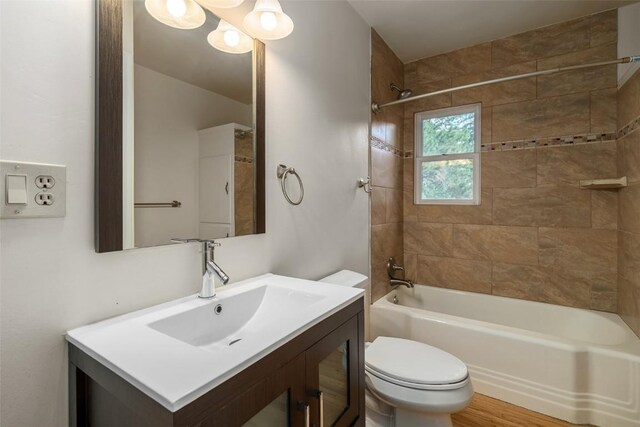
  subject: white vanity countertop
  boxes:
[66,274,363,412]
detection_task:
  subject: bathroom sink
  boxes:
[66,274,362,411]
[149,284,326,350]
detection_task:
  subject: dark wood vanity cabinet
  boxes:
[69,298,364,427]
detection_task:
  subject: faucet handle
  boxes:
[171,238,221,247]
[201,241,221,261]
[200,240,221,248]
[387,257,405,279]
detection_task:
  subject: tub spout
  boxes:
[390,278,414,288]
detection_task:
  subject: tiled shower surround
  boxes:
[234,131,255,236]
[617,68,640,337]
[370,30,404,303]
[369,10,637,318]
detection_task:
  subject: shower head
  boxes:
[390,83,412,100]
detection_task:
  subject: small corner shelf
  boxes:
[579,176,628,189]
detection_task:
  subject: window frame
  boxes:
[414,103,482,205]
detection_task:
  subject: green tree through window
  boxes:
[423,113,475,156]
[415,105,480,204]
[422,159,473,200]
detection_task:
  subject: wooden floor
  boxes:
[451,394,591,427]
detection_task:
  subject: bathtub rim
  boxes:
[374,284,640,360]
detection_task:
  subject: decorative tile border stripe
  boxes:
[480,132,617,152]
[234,129,253,138]
[378,130,622,158]
[618,115,640,139]
[369,136,404,157]
[234,155,253,164]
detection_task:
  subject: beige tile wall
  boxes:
[234,132,255,236]
[371,30,404,302]
[617,68,640,336]
[400,10,620,311]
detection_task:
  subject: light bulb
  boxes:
[223,30,240,47]
[260,11,277,31]
[145,0,205,29]
[166,0,186,17]
[208,20,253,54]
[243,0,293,40]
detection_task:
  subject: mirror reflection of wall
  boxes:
[123,0,256,249]
[197,124,256,241]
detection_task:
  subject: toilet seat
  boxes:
[366,365,469,391]
[365,337,469,391]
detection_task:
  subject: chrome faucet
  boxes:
[390,278,415,288]
[200,240,230,298]
[387,257,415,288]
[171,238,230,298]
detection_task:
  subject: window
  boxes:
[414,104,481,205]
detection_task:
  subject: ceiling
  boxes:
[348,0,638,63]
[133,0,253,104]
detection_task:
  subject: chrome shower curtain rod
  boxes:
[371,55,640,113]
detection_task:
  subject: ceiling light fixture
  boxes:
[243,0,293,40]
[145,0,206,29]
[195,0,245,10]
[207,20,253,54]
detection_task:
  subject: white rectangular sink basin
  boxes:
[66,274,363,412]
[149,284,326,350]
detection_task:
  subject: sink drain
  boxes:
[229,338,242,346]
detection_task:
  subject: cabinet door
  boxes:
[210,354,307,427]
[199,155,233,224]
[305,316,360,427]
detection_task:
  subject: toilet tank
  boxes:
[319,270,371,340]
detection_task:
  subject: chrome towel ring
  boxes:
[277,164,304,206]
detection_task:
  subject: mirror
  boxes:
[95,0,265,253]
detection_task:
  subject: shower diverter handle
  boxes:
[387,257,404,277]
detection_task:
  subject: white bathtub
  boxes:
[370,285,640,427]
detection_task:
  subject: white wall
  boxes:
[617,2,640,87]
[133,65,251,248]
[0,1,370,426]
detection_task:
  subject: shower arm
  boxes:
[372,55,640,113]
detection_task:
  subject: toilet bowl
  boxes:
[319,271,474,427]
[365,336,474,427]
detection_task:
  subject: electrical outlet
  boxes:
[35,175,55,189]
[0,160,66,218]
[35,192,54,206]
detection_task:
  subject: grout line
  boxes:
[490,261,495,296]
[589,190,594,229]
[535,59,539,98]
[490,104,494,145]
[589,90,596,136]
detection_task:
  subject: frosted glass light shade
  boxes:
[145,0,206,29]
[207,20,253,54]
[195,0,245,10]
[243,0,293,40]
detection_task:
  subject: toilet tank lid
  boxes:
[319,270,369,288]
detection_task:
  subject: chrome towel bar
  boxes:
[134,201,181,208]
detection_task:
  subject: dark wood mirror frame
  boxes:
[95,0,265,253]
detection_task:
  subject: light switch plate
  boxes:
[0,160,66,218]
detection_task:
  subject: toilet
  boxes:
[320,271,474,427]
